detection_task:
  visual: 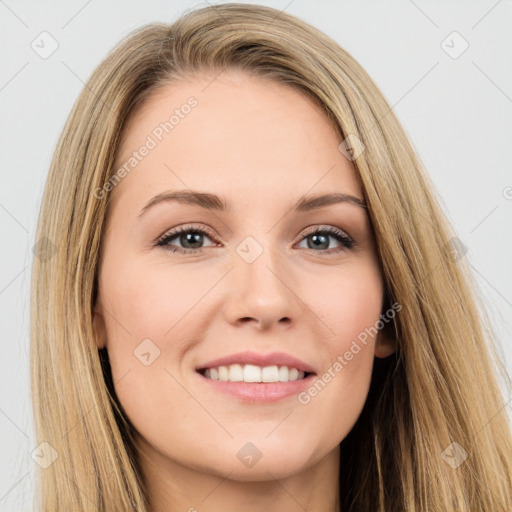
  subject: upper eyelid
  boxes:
[155,224,218,245]
[300,224,350,238]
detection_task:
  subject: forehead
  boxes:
[110,70,362,211]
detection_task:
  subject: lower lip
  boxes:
[197,371,316,403]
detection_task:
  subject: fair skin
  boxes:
[94,70,395,512]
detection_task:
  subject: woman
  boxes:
[30,3,512,511]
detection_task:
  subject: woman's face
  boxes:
[94,70,394,483]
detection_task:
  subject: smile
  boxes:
[199,364,309,383]
[195,351,317,402]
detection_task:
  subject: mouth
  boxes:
[197,364,312,383]
[194,351,317,402]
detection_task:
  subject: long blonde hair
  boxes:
[30,3,512,510]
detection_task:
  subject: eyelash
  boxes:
[154,223,356,255]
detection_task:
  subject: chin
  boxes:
[195,444,318,482]
[225,459,313,482]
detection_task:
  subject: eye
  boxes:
[155,224,356,254]
[296,226,355,253]
[155,224,218,254]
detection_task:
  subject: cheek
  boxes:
[102,255,211,342]
[317,262,383,350]
[98,255,213,413]
[298,262,382,433]
[97,262,192,440]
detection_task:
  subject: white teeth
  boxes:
[218,366,229,381]
[229,364,244,382]
[261,365,279,382]
[244,364,261,382]
[202,364,308,383]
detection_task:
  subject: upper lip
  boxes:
[196,351,316,374]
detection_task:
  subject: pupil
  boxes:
[309,234,328,250]
[182,232,202,248]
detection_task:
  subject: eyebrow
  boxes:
[138,189,367,217]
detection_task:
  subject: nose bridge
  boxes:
[224,234,299,327]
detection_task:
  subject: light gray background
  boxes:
[1,1,511,510]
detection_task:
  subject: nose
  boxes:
[222,239,301,331]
